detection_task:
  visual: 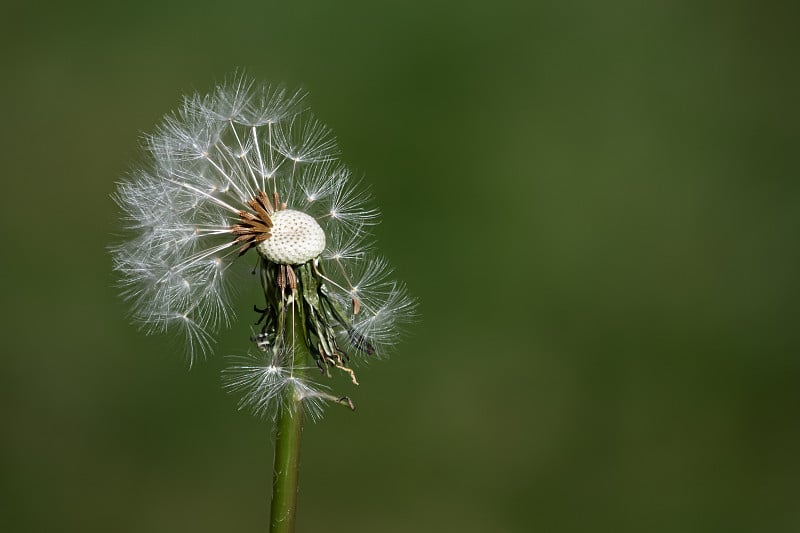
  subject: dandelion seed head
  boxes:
[112,73,415,417]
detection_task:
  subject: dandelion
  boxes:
[112,72,414,407]
[111,73,415,532]
[111,74,415,531]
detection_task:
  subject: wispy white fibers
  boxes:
[112,73,415,418]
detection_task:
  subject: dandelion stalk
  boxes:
[270,288,307,533]
[271,399,304,533]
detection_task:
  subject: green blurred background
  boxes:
[2,1,799,531]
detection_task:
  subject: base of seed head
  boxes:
[257,209,326,265]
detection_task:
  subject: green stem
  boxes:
[270,284,309,533]
[270,391,303,533]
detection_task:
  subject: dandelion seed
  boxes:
[112,73,416,419]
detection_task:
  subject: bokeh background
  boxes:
[2,1,799,532]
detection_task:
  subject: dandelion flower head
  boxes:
[111,74,415,418]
